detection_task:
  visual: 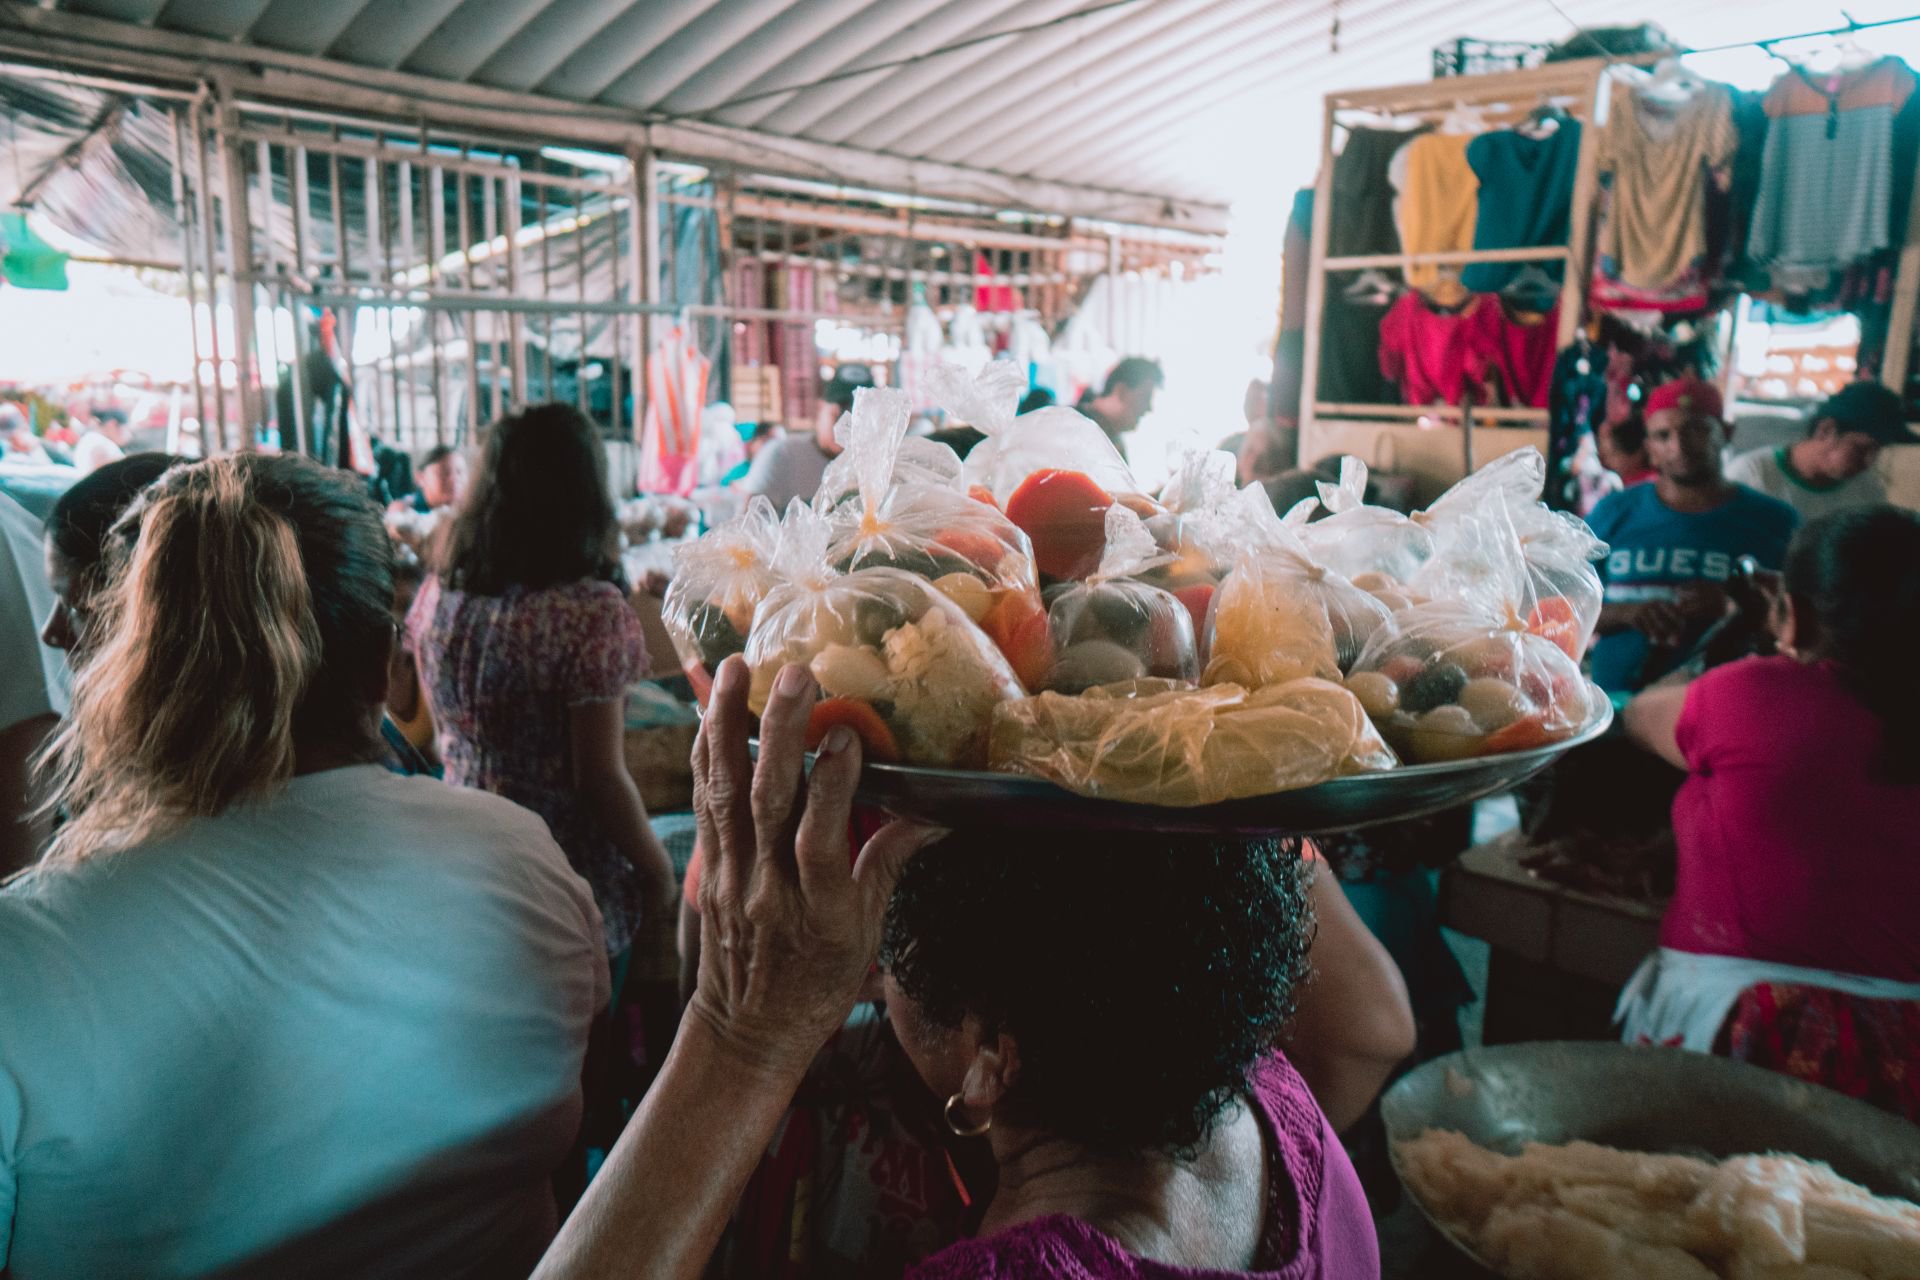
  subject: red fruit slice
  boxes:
[1171,584,1216,650]
[804,698,901,763]
[981,590,1054,691]
[1527,596,1583,661]
[1005,469,1113,582]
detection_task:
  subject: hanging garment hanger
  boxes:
[1438,99,1489,135]
[1500,265,1560,314]
[1519,95,1570,139]
[1636,57,1706,105]
[1343,268,1400,304]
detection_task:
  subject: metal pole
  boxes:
[167,102,209,439]
[634,142,658,448]
[216,96,262,448]
[505,165,528,410]
[192,94,230,451]
[427,159,447,446]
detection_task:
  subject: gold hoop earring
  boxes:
[944,1093,991,1137]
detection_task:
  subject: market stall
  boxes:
[1291,35,1920,509]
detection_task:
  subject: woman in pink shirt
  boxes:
[1621,505,1920,1117]
[532,659,1384,1280]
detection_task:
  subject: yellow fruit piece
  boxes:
[1345,670,1401,719]
[1458,678,1532,732]
[933,572,993,623]
[811,644,894,703]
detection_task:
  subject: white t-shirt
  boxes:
[70,430,126,475]
[1725,445,1888,522]
[0,491,66,729]
[0,765,609,1280]
[741,433,834,510]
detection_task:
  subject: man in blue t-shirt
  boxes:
[1586,377,1798,695]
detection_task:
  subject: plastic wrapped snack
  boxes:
[1140,449,1241,643]
[747,509,1026,769]
[1414,460,1605,664]
[1352,504,1592,763]
[929,364,1145,582]
[989,677,1397,806]
[662,494,784,703]
[1294,457,1435,588]
[816,412,965,509]
[1041,506,1200,693]
[1203,484,1392,689]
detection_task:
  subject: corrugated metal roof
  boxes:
[32,0,1832,204]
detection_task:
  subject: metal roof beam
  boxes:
[0,2,1227,229]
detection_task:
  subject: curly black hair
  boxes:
[880,831,1315,1161]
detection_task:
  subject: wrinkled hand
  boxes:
[687,655,941,1083]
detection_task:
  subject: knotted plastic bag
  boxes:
[1203,484,1391,689]
[930,364,1145,583]
[662,494,784,703]
[823,386,1049,689]
[746,503,1025,769]
[1350,497,1593,763]
[1294,457,1435,592]
[1040,506,1200,693]
[816,410,965,508]
[1140,449,1241,644]
[1414,448,1606,660]
[989,677,1397,806]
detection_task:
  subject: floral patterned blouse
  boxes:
[407,574,646,955]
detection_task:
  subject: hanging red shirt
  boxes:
[1377,291,1484,406]
[1463,298,1560,409]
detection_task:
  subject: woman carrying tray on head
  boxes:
[1620,506,1920,1120]
[534,656,1403,1280]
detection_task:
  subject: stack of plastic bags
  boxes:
[660,366,1609,805]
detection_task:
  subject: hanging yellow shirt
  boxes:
[1395,133,1480,289]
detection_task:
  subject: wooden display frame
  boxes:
[1298,58,1617,501]
[1297,55,1920,503]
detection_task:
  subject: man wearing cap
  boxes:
[1725,381,1911,521]
[1585,377,1800,696]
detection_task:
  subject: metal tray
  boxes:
[838,695,1612,835]
[1382,1041,1920,1275]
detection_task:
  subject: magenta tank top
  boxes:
[904,1051,1379,1280]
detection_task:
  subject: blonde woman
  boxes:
[0,454,608,1280]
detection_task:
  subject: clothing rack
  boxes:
[1299,57,1619,501]
[1297,52,1920,502]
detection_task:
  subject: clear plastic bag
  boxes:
[988,677,1397,806]
[822,386,1050,688]
[1293,457,1435,587]
[1203,485,1392,688]
[662,494,784,703]
[1139,450,1240,644]
[1350,499,1594,763]
[746,567,1026,771]
[1040,506,1200,693]
[928,365,1142,582]
[1413,449,1606,661]
[816,410,965,509]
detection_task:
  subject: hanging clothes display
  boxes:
[1391,133,1479,290]
[1748,57,1919,291]
[1319,128,1422,406]
[1271,188,1315,422]
[1377,291,1484,406]
[1710,90,1773,283]
[639,326,710,496]
[1328,126,1422,259]
[1463,297,1560,408]
[1320,291,1399,404]
[1593,72,1739,302]
[1459,121,1582,291]
[1546,339,1611,512]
